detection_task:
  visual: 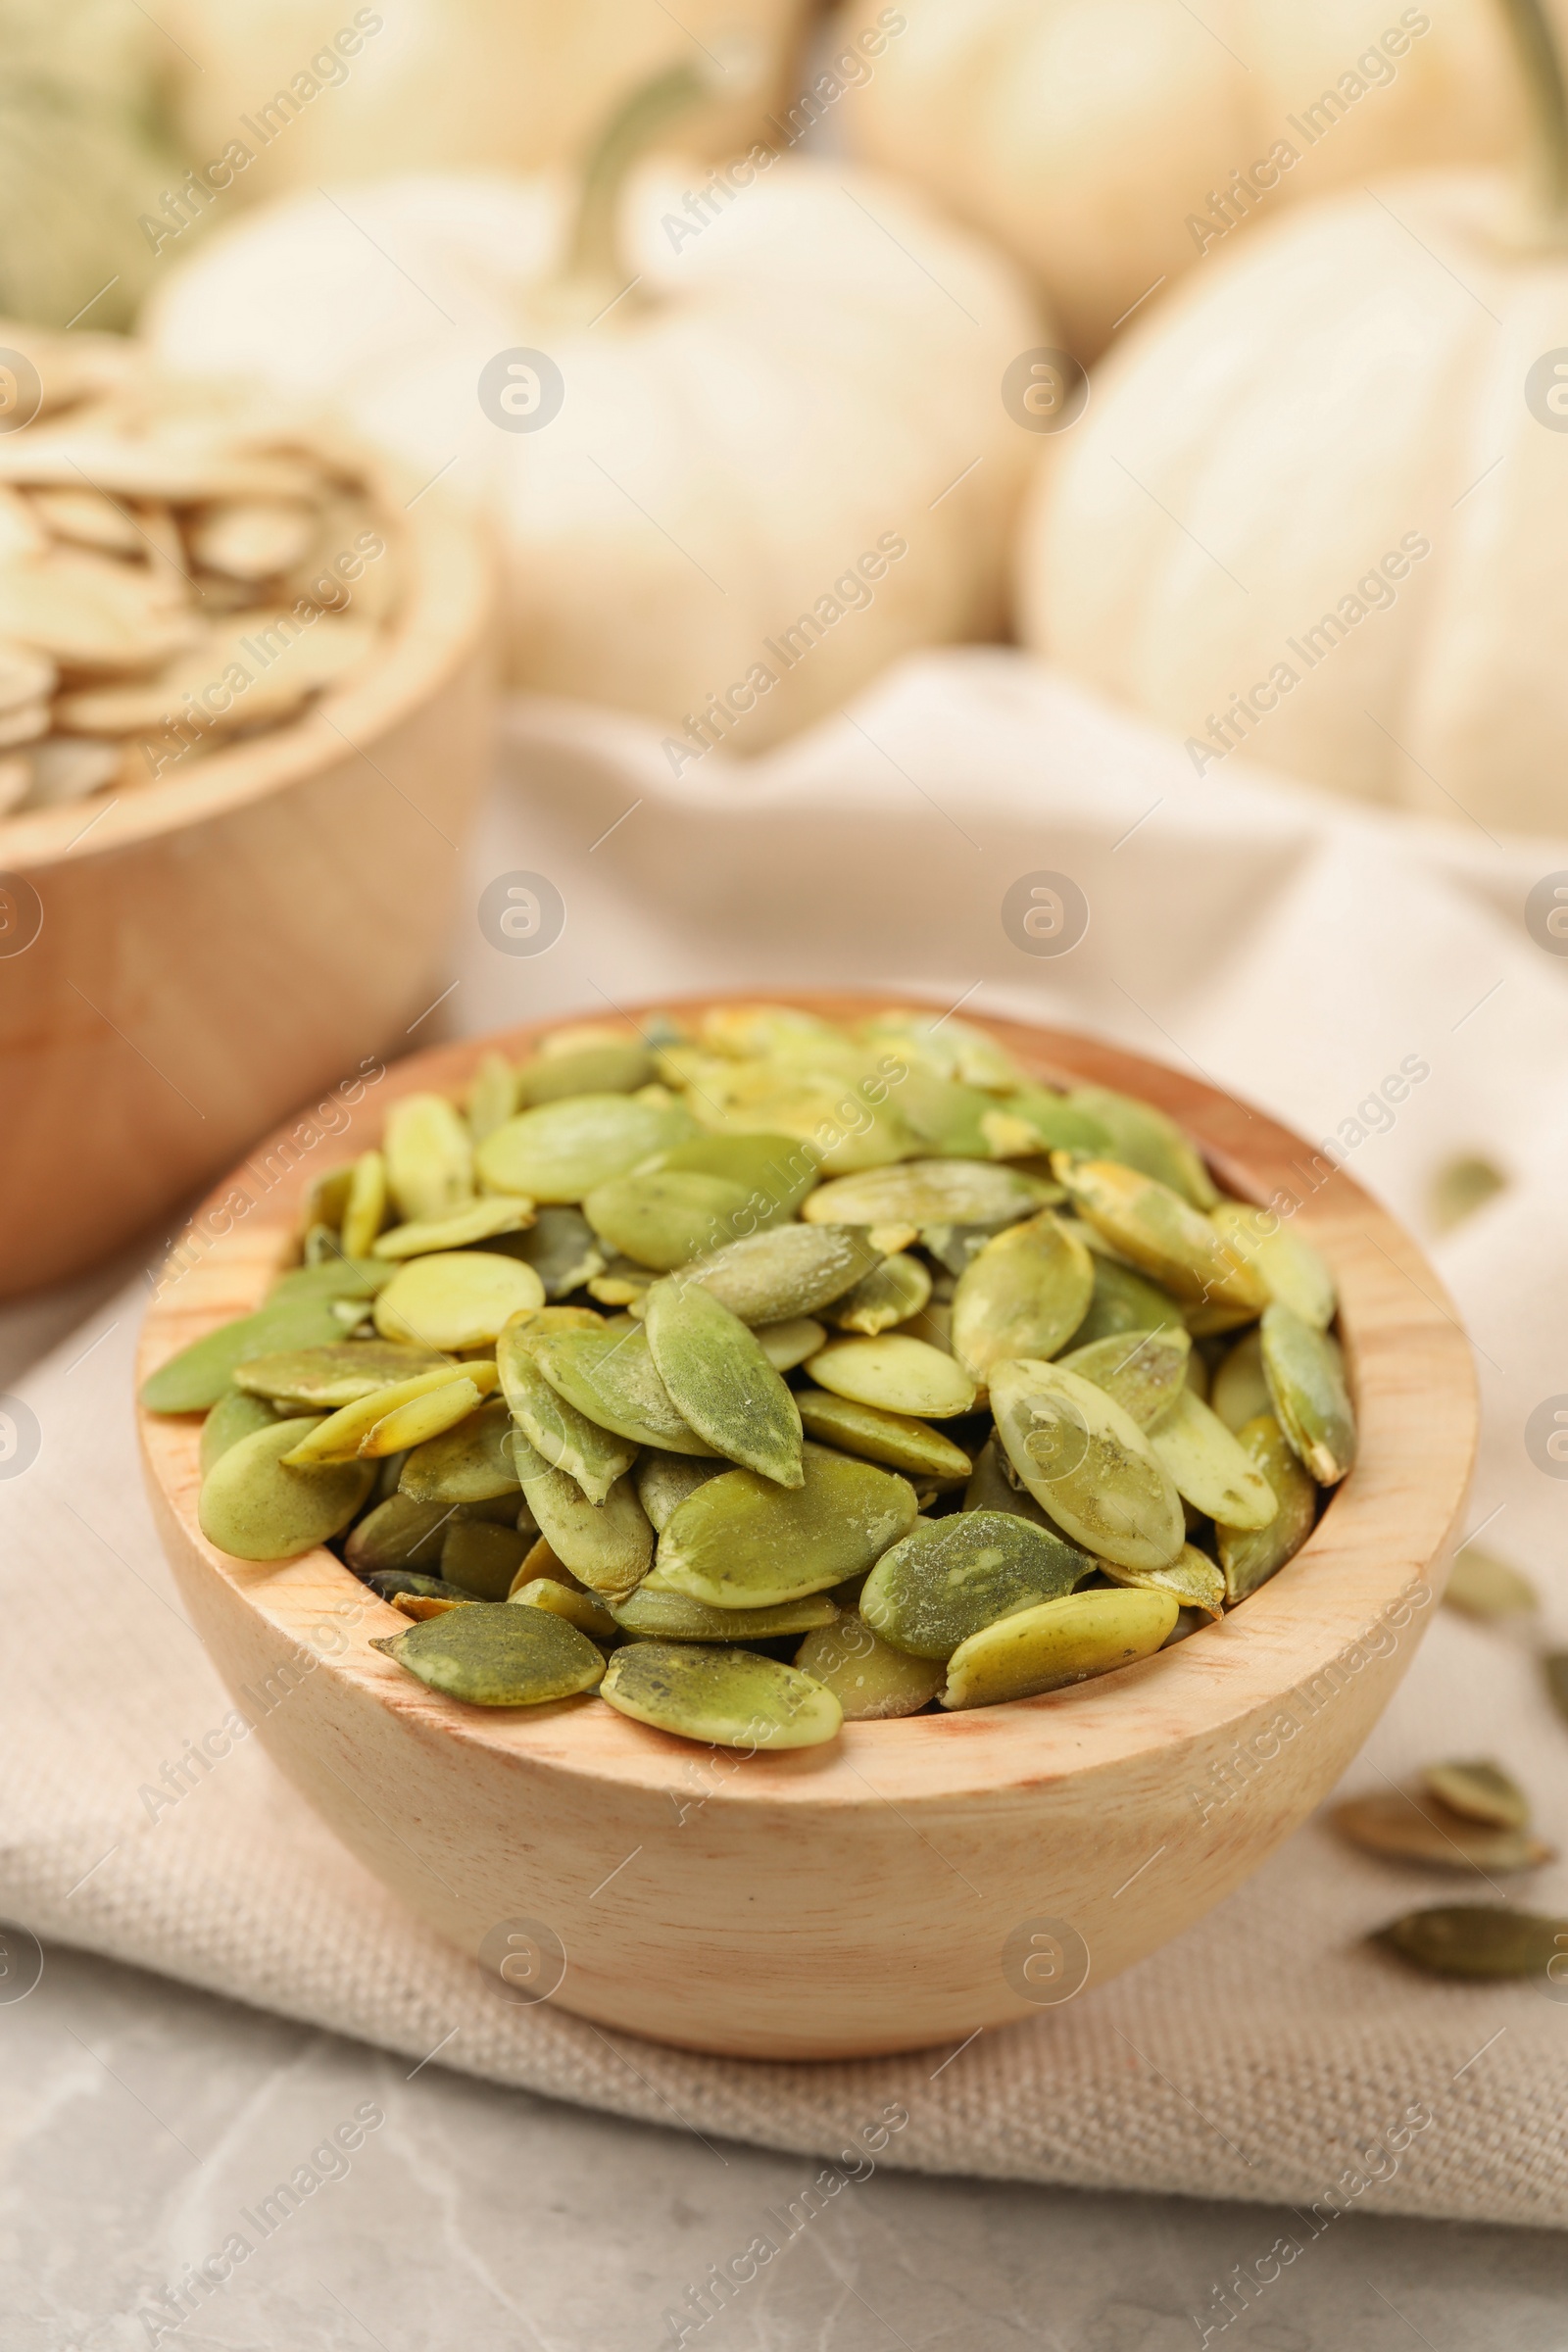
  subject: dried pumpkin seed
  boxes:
[266,1259,392,1305]
[941,1587,1178,1709]
[280,1364,493,1465]
[373,1603,605,1707]
[495,1308,639,1501]
[141,1294,352,1414]
[795,1389,971,1480]
[1545,1654,1568,1730]
[858,1006,1021,1092]
[1215,1414,1316,1601]
[1371,1905,1568,1980]
[374,1251,545,1351]
[583,1169,754,1271]
[1070,1253,1186,1349]
[804,1158,1054,1231]
[466,1051,518,1144]
[199,1388,277,1477]
[233,1340,450,1410]
[516,1039,654,1103]
[476,1094,694,1202]
[1147,1389,1279,1530]
[528,1322,717,1459]
[600,1642,842,1749]
[825,1252,932,1336]
[1052,1156,1265,1327]
[1332,1790,1551,1873]
[1260,1302,1356,1485]
[635,1453,724,1534]
[1422,1759,1531,1831]
[991,1359,1185,1573]
[509,1536,581,1592]
[511,1577,619,1639]
[441,1519,531,1602]
[1058,1326,1192,1429]
[646,1129,817,1220]
[1210,1328,1271,1433]
[612,1587,839,1642]
[199,1417,375,1560]
[951,1211,1094,1384]
[1064,1085,1217,1208]
[392,1592,469,1621]
[346,1494,462,1575]
[366,1568,471,1606]
[806,1333,977,1420]
[489,1203,605,1298]
[515,1462,653,1600]
[754,1316,826,1372]
[793,1618,945,1718]
[1101,1543,1227,1620]
[981,1082,1109,1155]
[962,1431,1058,1529]
[372,1197,534,1258]
[383,1093,474,1224]
[654,1445,917,1609]
[644,1275,804,1486]
[358,1375,488,1457]
[1445,1548,1539,1619]
[687,1224,884,1324]
[1209,1204,1336,1330]
[398,1396,522,1502]
[862,1511,1094,1660]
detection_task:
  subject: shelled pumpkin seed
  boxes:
[144,1004,1359,1748]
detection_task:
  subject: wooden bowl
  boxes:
[0,468,495,1298]
[136,995,1478,2061]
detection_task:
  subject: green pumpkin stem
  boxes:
[565,62,714,289]
[1497,0,1568,218]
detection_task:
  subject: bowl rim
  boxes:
[0,448,491,874]
[136,992,1479,1811]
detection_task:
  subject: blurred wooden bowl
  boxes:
[136,996,1478,2060]
[0,470,495,1297]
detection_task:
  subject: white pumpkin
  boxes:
[145,125,1042,756]
[837,0,1536,358]
[1015,142,1568,833]
[167,0,815,205]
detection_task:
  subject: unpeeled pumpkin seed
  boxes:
[795,1388,971,1480]
[1260,1302,1356,1485]
[1215,1414,1316,1601]
[374,1252,545,1351]
[991,1358,1184,1573]
[862,1511,1094,1660]
[200,1417,375,1560]
[1371,1905,1568,1980]
[806,1333,977,1419]
[372,1603,604,1707]
[476,1094,694,1201]
[1423,1760,1530,1829]
[600,1642,842,1748]
[951,1211,1094,1385]
[644,1275,803,1486]
[1058,1325,1191,1428]
[941,1587,1178,1709]
[655,1444,917,1609]
[1148,1389,1279,1530]
[793,1619,945,1718]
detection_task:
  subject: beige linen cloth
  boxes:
[6,650,1568,2229]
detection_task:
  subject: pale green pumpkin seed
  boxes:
[981,1082,1110,1156]
[1260,1302,1356,1484]
[1057,1325,1192,1428]
[858,1007,1021,1093]
[895,1068,1000,1157]
[466,1050,518,1144]
[372,1603,604,1707]
[583,1169,754,1271]
[372,1197,535,1258]
[612,1587,839,1642]
[529,1323,717,1458]
[509,1534,583,1592]
[686,1224,883,1325]
[1210,1328,1271,1433]
[861,1511,1094,1660]
[267,1259,393,1306]
[1445,1548,1539,1619]
[795,1388,971,1480]
[825,1252,932,1336]
[1209,1203,1336,1330]
[1422,1760,1531,1831]
[199,1416,374,1560]
[1148,1388,1279,1530]
[358,1376,487,1458]
[475,1094,694,1202]
[441,1518,531,1601]
[991,1358,1185,1573]
[645,1275,804,1486]
[496,1308,639,1502]
[1101,1543,1226,1620]
[1051,1156,1265,1327]
[655,1444,917,1609]
[793,1618,945,1718]
[1069,1252,1187,1350]
[342,1149,388,1258]
[647,1129,818,1220]
[374,1251,545,1351]
[392,1592,470,1620]
[199,1389,277,1477]
[635,1453,724,1533]
[685,1061,914,1173]
[515,1039,654,1103]
[1332,1790,1551,1873]
[941,1586,1178,1709]
[1065,1085,1218,1208]
[806,1333,977,1419]
[489,1203,605,1298]
[511,1577,619,1639]
[1215,1414,1317,1601]
[141,1293,353,1414]
[803,1157,1054,1231]
[233,1340,451,1410]
[515,1462,653,1600]
[347,1494,465,1574]
[1430,1152,1507,1234]
[587,1257,654,1308]
[280,1363,494,1465]
[754,1316,826,1372]
[1372,1905,1568,1979]
[365,1568,470,1605]
[599,1642,842,1748]
[383,1093,473,1224]
[399,1396,522,1502]
[951,1210,1095,1384]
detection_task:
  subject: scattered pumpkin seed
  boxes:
[342,1150,388,1258]
[398,1396,522,1502]
[806,1333,978,1420]
[1052,1155,1265,1327]
[515,1462,653,1600]
[687,1223,884,1324]
[600,1642,842,1748]
[1422,1759,1531,1830]
[1058,1325,1192,1428]
[793,1618,945,1718]
[511,1577,619,1639]
[1371,1905,1568,1980]
[475,1094,694,1201]
[862,1511,1094,1660]
[644,1274,804,1486]
[1210,1329,1271,1433]
[373,1251,545,1352]
[199,1416,375,1560]
[1545,1653,1568,1729]
[372,1197,534,1258]
[635,1453,724,1533]
[233,1340,451,1410]
[612,1587,839,1642]
[654,1444,917,1609]
[1429,1152,1507,1234]
[383,1093,473,1224]
[803,1157,1054,1231]
[795,1388,971,1480]
[528,1322,717,1459]
[941,1586,1178,1709]
[1101,1543,1227,1620]
[1215,1414,1317,1601]
[198,1388,277,1477]
[1148,1389,1279,1530]
[951,1211,1094,1385]
[1445,1549,1538,1619]
[1260,1302,1356,1485]
[1332,1788,1550,1873]
[991,1358,1185,1573]
[372,1603,605,1707]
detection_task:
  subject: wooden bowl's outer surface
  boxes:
[137,996,1478,2060]
[0,477,496,1297]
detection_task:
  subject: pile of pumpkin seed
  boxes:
[142,1004,1357,1751]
